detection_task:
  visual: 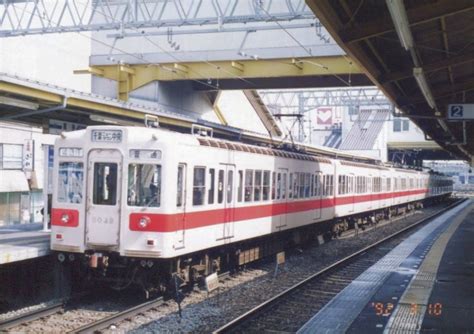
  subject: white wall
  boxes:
[0,34,91,92]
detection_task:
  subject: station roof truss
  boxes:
[306,0,474,163]
[0,0,315,37]
[74,56,368,101]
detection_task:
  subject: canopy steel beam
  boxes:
[75,56,361,100]
[0,0,314,37]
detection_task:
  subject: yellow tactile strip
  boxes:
[385,201,474,333]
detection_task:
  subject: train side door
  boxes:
[85,149,122,248]
[314,171,322,220]
[175,163,187,249]
[277,168,288,230]
[217,164,235,241]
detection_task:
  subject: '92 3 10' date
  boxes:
[371,302,442,316]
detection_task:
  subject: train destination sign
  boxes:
[447,104,474,120]
[91,129,123,142]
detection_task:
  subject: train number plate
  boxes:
[91,130,123,143]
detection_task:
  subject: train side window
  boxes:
[94,162,118,205]
[289,173,293,199]
[218,169,224,204]
[193,167,206,206]
[304,173,310,197]
[311,174,314,196]
[276,173,281,199]
[316,174,321,196]
[238,170,243,202]
[227,170,233,203]
[282,173,287,199]
[387,177,391,191]
[177,165,184,207]
[299,173,305,198]
[338,175,343,195]
[245,169,253,202]
[271,172,276,200]
[254,170,262,201]
[294,173,299,199]
[58,162,84,204]
[208,168,215,204]
[128,164,161,207]
[263,171,270,200]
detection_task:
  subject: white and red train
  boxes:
[51,126,452,290]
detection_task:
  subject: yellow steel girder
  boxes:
[74,56,361,101]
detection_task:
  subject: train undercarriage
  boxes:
[56,194,451,298]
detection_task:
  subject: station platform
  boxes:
[0,224,50,265]
[298,199,474,334]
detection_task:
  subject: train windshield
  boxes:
[57,162,84,203]
[128,164,161,207]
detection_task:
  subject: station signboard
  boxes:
[447,104,474,120]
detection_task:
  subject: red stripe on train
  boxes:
[129,189,429,232]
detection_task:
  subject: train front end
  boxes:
[51,126,172,283]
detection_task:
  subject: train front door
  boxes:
[85,149,122,249]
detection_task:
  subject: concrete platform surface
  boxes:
[298,199,474,334]
[0,227,50,265]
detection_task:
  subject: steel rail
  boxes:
[213,198,467,333]
[0,302,64,330]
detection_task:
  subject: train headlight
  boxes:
[61,213,70,224]
[138,216,150,229]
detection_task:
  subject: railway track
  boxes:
[0,272,231,333]
[214,198,466,333]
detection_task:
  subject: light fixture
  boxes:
[413,67,436,109]
[386,0,414,50]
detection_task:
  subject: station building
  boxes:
[0,122,55,226]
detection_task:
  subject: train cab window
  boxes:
[254,170,262,201]
[271,172,276,200]
[263,171,270,200]
[58,162,84,204]
[208,169,216,204]
[177,165,184,207]
[245,169,253,202]
[128,164,161,207]
[218,170,225,204]
[238,170,243,202]
[227,170,234,203]
[193,167,206,206]
[94,163,118,205]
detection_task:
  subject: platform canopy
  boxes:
[306,0,474,164]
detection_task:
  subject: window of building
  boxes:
[393,118,410,132]
[128,164,161,207]
[193,167,206,205]
[58,162,84,204]
[0,144,23,169]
